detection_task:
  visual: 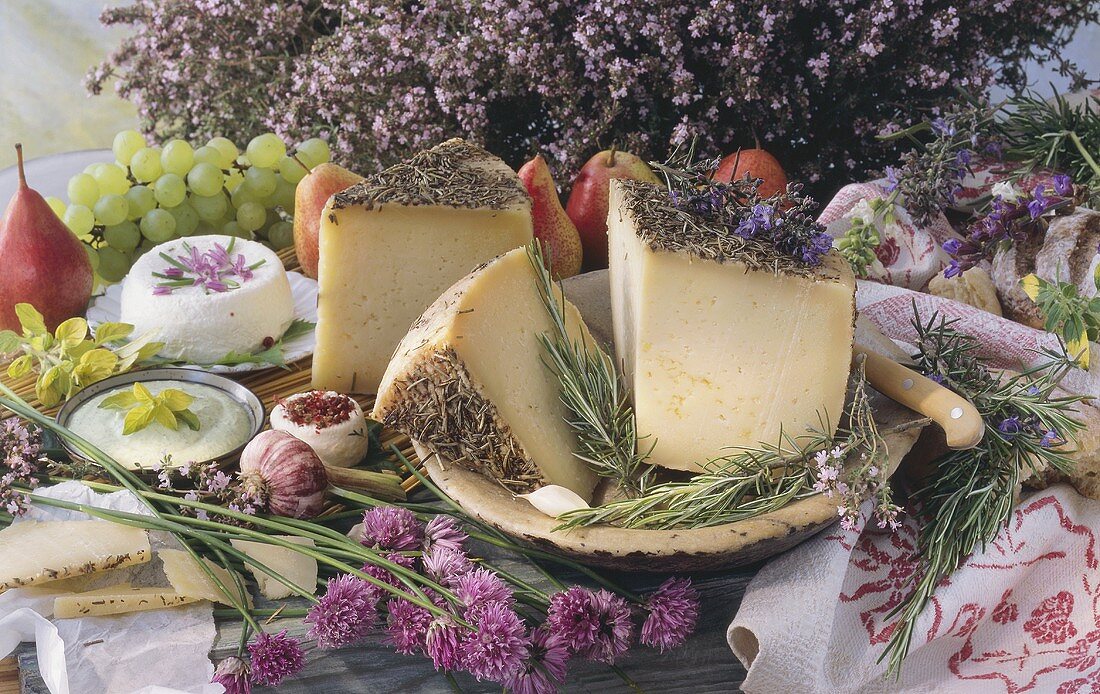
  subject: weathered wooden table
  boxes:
[11,533,758,693]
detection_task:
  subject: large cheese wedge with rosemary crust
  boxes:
[311,138,534,394]
[0,521,151,592]
[372,247,599,500]
[608,179,856,472]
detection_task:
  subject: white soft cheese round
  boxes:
[120,235,294,364]
[270,391,369,468]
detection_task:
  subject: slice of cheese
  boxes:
[0,521,151,592]
[608,180,856,472]
[158,549,252,608]
[312,138,534,394]
[54,584,200,619]
[229,537,317,600]
[372,247,599,500]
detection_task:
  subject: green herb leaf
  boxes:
[151,403,179,431]
[122,403,156,435]
[133,382,154,402]
[54,317,88,349]
[7,354,33,379]
[15,304,46,336]
[159,388,194,411]
[281,319,315,341]
[176,409,201,431]
[74,348,119,384]
[99,390,141,410]
[93,322,134,345]
[0,330,21,354]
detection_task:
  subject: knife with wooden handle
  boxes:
[854,345,984,450]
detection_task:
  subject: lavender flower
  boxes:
[247,630,305,688]
[735,203,774,238]
[385,599,434,655]
[305,574,378,649]
[1053,173,1073,196]
[1040,429,1060,448]
[455,568,514,617]
[1,418,43,517]
[998,415,1023,437]
[423,515,467,554]
[1028,186,1048,219]
[641,578,700,652]
[361,506,423,551]
[461,601,529,682]
[504,627,570,694]
[942,238,962,255]
[211,657,251,694]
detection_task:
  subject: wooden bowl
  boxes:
[415,271,927,571]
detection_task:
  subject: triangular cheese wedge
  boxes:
[0,521,151,592]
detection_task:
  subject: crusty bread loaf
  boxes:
[991,209,1100,328]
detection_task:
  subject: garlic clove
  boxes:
[346,522,365,543]
[519,485,591,518]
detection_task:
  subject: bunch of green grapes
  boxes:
[49,130,331,284]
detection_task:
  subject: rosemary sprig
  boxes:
[881,308,1086,676]
[527,243,653,496]
[556,360,894,531]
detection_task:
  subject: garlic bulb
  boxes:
[239,430,329,518]
[519,485,591,518]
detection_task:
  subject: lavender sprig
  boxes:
[0,418,45,516]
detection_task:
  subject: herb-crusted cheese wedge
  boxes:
[0,521,151,592]
[372,247,599,500]
[312,138,534,394]
[608,179,856,472]
[53,584,200,619]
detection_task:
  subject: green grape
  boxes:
[245,133,286,169]
[63,205,95,236]
[83,244,100,272]
[224,170,244,193]
[112,130,146,165]
[230,184,258,209]
[67,173,100,208]
[296,138,330,168]
[207,137,239,168]
[269,178,296,212]
[161,140,195,177]
[267,220,294,250]
[169,202,199,237]
[125,185,157,220]
[221,221,249,239]
[153,173,187,208]
[103,221,141,252]
[193,145,223,166]
[236,201,266,232]
[93,163,131,197]
[193,222,220,236]
[278,155,309,184]
[140,208,176,242]
[130,147,163,183]
[83,163,101,175]
[190,192,228,222]
[94,194,129,226]
[97,247,130,283]
[45,196,66,219]
[243,166,277,198]
[187,162,225,197]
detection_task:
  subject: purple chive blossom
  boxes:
[361,506,423,551]
[361,552,416,602]
[247,630,305,688]
[211,657,251,694]
[461,601,530,682]
[152,286,173,296]
[1053,174,1073,196]
[504,627,570,694]
[546,587,601,651]
[305,574,378,649]
[154,240,259,295]
[577,590,634,664]
[423,515,467,554]
[998,416,1023,437]
[385,598,435,655]
[425,615,464,671]
[422,547,473,587]
[640,578,700,652]
[455,568,514,617]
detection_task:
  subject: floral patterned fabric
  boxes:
[729,485,1100,693]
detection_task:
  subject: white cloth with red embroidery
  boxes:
[728,167,1100,692]
[728,485,1100,693]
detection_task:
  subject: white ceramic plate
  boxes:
[86,271,319,374]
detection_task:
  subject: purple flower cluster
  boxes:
[89,0,1099,196]
[152,457,263,524]
[0,417,43,517]
[997,415,1061,448]
[153,241,265,295]
[813,445,901,532]
[247,630,305,688]
[942,176,1075,278]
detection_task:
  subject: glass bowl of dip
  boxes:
[56,368,265,471]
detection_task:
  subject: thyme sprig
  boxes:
[528,244,653,496]
[555,360,896,531]
[881,308,1086,676]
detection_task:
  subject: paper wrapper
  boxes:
[0,482,221,694]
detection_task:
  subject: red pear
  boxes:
[565,148,659,271]
[0,145,93,332]
[293,162,364,278]
[517,155,582,279]
[713,148,788,199]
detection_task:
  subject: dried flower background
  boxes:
[86,0,1098,196]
